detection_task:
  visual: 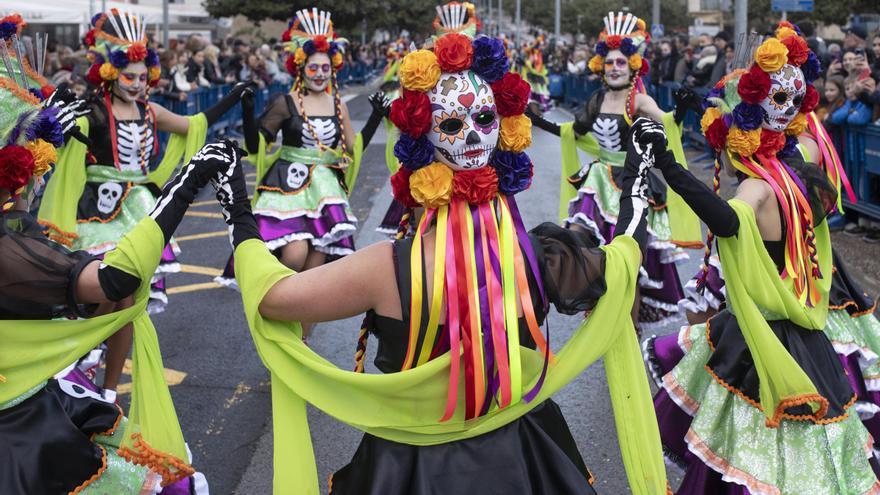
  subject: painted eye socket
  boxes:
[772,91,789,105]
[792,95,803,107]
[439,118,464,134]
[474,111,496,127]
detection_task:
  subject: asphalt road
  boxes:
[135,88,880,494]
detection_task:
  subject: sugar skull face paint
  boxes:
[303,52,331,93]
[115,61,147,103]
[428,70,498,170]
[760,63,806,132]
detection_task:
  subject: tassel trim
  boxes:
[68,445,108,494]
[117,433,194,486]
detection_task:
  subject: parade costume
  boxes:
[37,10,245,313]
[216,29,668,494]
[377,1,481,237]
[0,27,238,489]
[642,24,880,494]
[215,8,384,287]
[528,12,702,331]
[521,36,551,112]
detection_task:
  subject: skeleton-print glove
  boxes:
[615,117,664,247]
[361,91,390,148]
[43,83,92,146]
[211,142,261,249]
[673,86,704,124]
[149,141,239,244]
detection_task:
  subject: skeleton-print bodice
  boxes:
[115,119,155,172]
[277,95,341,149]
[591,113,630,152]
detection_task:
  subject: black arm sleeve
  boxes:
[655,150,739,237]
[242,92,259,154]
[359,109,384,148]
[613,175,649,249]
[530,223,607,315]
[97,264,141,301]
[525,109,561,136]
[202,83,248,125]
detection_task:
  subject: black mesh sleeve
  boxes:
[530,223,607,315]
[257,94,292,144]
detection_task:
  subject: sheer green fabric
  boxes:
[717,200,833,426]
[0,217,190,477]
[558,115,702,247]
[233,234,667,495]
[37,114,208,241]
[384,119,400,174]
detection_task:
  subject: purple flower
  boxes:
[91,13,103,27]
[801,52,821,83]
[109,50,129,69]
[471,36,510,84]
[620,38,637,56]
[29,107,64,148]
[595,42,608,57]
[779,135,799,157]
[0,21,16,41]
[493,151,533,194]
[394,134,434,170]
[145,48,159,67]
[302,40,316,56]
[328,42,339,56]
[732,102,765,131]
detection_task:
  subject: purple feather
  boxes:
[29,107,64,148]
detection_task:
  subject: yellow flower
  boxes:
[399,50,441,92]
[785,112,808,136]
[727,127,761,157]
[25,139,57,177]
[499,115,532,152]
[99,62,118,81]
[754,38,789,73]
[331,52,344,68]
[410,162,453,208]
[148,66,161,83]
[588,55,604,74]
[775,26,797,40]
[294,48,307,66]
[628,54,642,72]
[700,107,722,134]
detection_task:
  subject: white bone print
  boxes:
[302,118,336,148]
[592,117,622,151]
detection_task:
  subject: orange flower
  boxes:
[588,55,604,74]
[499,114,532,152]
[99,62,118,80]
[410,162,453,208]
[785,113,808,136]
[434,33,473,72]
[727,127,761,157]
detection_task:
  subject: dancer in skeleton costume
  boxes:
[0,25,236,491]
[211,27,668,495]
[642,24,880,494]
[527,12,703,332]
[215,8,387,293]
[37,9,250,396]
[377,1,482,237]
[520,35,552,113]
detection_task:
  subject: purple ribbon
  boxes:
[472,204,500,413]
[506,196,548,312]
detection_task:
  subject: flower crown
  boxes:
[84,10,160,88]
[282,9,345,76]
[387,32,534,208]
[0,19,63,195]
[588,12,650,78]
[700,22,820,159]
[432,2,481,38]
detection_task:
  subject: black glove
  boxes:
[360,91,390,148]
[149,141,240,244]
[211,143,261,249]
[241,86,259,154]
[368,91,391,118]
[525,105,561,136]
[44,84,92,146]
[203,81,257,125]
[616,117,665,247]
[672,87,704,124]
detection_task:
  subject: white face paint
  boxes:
[604,49,632,90]
[427,70,498,171]
[303,52,331,93]
[114,61,147,103]
[760,63,806,132]
[285,162,310,189]
[97,182,123,214]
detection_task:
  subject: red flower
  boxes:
[86,63,103,86]
[738,65,771,105]
[40,85,55,99]
[390,90,432,137]
[83,29,96,47]
[778,20,795,30]
[756,129,786,156]
[605,35,622,49]
[780,35,808,66]
[391,168,419,208]
[313,35,330,52]
[800,84,819,113]
[281,31,291,42]
[0,145,36,193]
[453,167,499,204]
[639,58,650,77]
[490,72,531,117]
[705,118,729,151]
[127,43,147,63]
[285,55,298,76]
[434,33,474,72]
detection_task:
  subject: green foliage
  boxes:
[503,0,692,37]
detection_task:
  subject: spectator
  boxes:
[203,45,233,84]
[186,49,213,88]
[673,35,691,83]
[156,50,188,101]
[819,76,846,123]
[172,50,193,93]
[709,31,731,86]
[831,75,874,126]
[872,32,880,79]
[652,40,679,85]
[697,33,712,49]
[686,45,716,90]
[844,23,869,52]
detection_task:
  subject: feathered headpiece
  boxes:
[432,2,480,38]
[697,22,843,307]
[282,8,347,76]
[587,11,650,78]
[381,29,553,422]
[0,15,61,199]
[83,9,160,88]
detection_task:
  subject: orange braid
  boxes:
[353,318,369,372]
[396,208,412,240]
[331,70,351,169]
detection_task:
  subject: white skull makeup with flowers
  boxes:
[427,70,499,170]
[760,63,806,132]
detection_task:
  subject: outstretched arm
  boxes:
[359,92,391,148]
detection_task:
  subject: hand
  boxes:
[623,118,667,199]
[187,140,242,187]
[241,85,256,112]
[673,87,703,113]
[43,84,91,139]
[368,91,391,118]
[210,141,261,248]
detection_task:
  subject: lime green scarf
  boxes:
[384,119,400,175]
[233,235,666,494]
[717,200,833,426]
[37,114,208,243]
[558,114,703,247]
[0,217,192,483]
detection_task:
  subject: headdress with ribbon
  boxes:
[83,9,160,89]
[0,15,61,205]
[432,2,480,39]
[587,12,651,120]
[281,8,347,76]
